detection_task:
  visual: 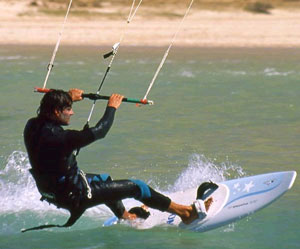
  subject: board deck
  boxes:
[103,171,297,232]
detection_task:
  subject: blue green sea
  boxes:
[0,45,299,249]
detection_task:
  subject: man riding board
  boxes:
[23,88,212,231]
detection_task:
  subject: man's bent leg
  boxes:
[84,174,212,224]
[84,174,126,218]
[84,175,171,216]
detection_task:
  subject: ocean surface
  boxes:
[0,45,299,249]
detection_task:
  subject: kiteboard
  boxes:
[103,171,297,232]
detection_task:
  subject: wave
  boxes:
[0,151,59,213]
[0,55,36,61]
[180,70,195,78]
[224,70,247,76]
[263,67,293,76]
[169,154,245,193]
[0,151,245,233]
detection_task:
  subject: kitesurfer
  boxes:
[23,88,212,231]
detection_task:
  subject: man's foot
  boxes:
[182,197,213,224]
[122,210,137,220]
[122,205,150,220]
[205,197,213,211]
[129,205,150,219]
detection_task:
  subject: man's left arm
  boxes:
[64,93,124,150]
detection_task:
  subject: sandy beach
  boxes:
[1,0,300,47]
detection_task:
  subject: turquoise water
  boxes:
[0,45,299,248]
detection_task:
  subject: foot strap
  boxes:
[197,181,218,200]
[193,200,208,220]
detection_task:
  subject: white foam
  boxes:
[0,151,119,223]
[0,55,36,61]
[225,70,247,76]
[0,151,245,228]
[0,55,22,61]
[170,154,245,193]
[263,67,293,76]
[0,151,59,214]
[180,70,195,78]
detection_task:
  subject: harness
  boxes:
[22,168,92,233]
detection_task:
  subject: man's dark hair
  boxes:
[37,90,73,119]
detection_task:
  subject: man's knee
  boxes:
[130,179,151,199]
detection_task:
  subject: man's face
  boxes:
[54,106,74,125]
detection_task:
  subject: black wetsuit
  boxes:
[23,106,171,229]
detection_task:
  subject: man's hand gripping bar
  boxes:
[34,87,154,105]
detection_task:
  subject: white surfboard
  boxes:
[103,171,297,232]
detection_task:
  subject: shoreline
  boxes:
[3,44,300,50]
[1,1,300,47]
